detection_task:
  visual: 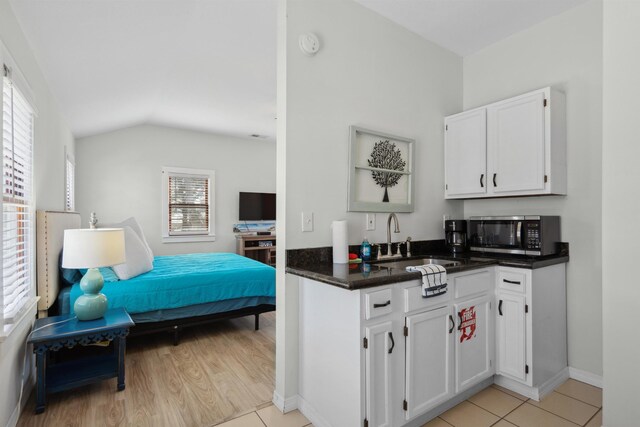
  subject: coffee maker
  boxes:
[445,220,467,254]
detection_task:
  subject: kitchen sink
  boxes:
[372,258,462,270]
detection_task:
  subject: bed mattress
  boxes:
[67,252,275,317]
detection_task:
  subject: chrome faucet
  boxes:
[383,213,401,258]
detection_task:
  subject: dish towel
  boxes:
[406,264,448,298]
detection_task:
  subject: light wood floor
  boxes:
[17,312,276,427]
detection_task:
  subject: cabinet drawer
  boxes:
[453,269,492,300]
[404,284,451,313]
[364,288,393,320]
[498,269,527,293]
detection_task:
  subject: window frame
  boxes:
[64,146,75,212]
[161,166,216,243]
[0,43,38,340]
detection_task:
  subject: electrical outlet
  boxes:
[302,211,314,232]
[366,213,376,231]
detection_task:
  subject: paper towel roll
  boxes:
[332,220,348,264]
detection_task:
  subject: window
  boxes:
[161,167,215,243]
[1,63,35,334]
[64,148,75,211]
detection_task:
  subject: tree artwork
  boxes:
[367,140,406,202]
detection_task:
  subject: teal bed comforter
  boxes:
[69,252,275,315]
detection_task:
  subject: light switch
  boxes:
[366,213,376,231]
[302,211,314,232]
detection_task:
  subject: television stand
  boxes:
[236,235,276,266]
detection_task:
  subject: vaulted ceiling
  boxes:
[9,0,587,140]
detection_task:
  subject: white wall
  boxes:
[602,1,640,425]
[462,0,603,377]
[0,0,75,425]
[276,0,463,406]
[284,0,463,250]
[75,124,276,256]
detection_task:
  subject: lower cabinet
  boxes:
[365,321,395,427]
[496,292,527,382]
[404,306,454,420]
[297,263,566,427]
[454,294,494,393]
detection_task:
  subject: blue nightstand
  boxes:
[28,308,134,414]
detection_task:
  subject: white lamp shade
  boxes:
[62,228,126,269]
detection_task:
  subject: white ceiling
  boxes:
[355,0,589,56]
[9,0,277,140]
[9,0,587,140]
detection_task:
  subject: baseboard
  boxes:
[494,376,537,400]
[6,372,34,427]
[494,368,570,401]
[272,391,299,413]
[6,402,20,427]
[538,367,570,400]
[297,396,333,427]
[569,367,603,388]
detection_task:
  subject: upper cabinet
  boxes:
[443,109,487,198]
[444,87,566,199]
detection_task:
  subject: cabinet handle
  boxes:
[388,332,395,354]
[493,173,497,187]
[498,299,503,316]
[503,279,521,285]
[457,312,463,330]
[373,300,391,308]
[480,174,484,188]
[449,315,454,334]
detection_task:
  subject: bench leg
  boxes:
[255,313,260,331]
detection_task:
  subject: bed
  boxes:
[36,210,276,344]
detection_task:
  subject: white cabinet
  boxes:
[444,87,566,199]
[296,263,566,426]
[496,292,527,382]
[488,91,546,195]
[404,306,454,420]
[444,109,487,198]
[403,268,494,420]
[454,294,494,393]
[365,321,395,427]
[494,265,568,400]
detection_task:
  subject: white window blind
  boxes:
[168,174,210,235]
[65,153,75,211]
[2,68,34,328]
[161,167,215,243]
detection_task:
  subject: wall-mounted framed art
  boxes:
[348,126,415,213]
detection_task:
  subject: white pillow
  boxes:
[111,226,153,280]
[99,217,154,264]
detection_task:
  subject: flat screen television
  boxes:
[239,192,276,221]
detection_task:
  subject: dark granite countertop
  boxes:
[286,242,569,290]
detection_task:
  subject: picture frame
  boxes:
[348,126,415,213]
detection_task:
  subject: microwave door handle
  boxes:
[516,221,522,248]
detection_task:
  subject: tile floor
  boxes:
[214,379,602,427]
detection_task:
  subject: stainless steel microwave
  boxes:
[469,216,561,256]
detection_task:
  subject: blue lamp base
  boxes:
[74,268,108,321]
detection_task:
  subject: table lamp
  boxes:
[62,228,126,321]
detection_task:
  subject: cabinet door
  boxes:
[496,292,527,382]
[454,295,494,393]
[365,321,395,427]
[444,109,487,198]
[488,91,546,194]
[404,306,453,420]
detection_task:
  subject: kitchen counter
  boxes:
[286,241,569,290]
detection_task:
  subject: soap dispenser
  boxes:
[360,237,371,262]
